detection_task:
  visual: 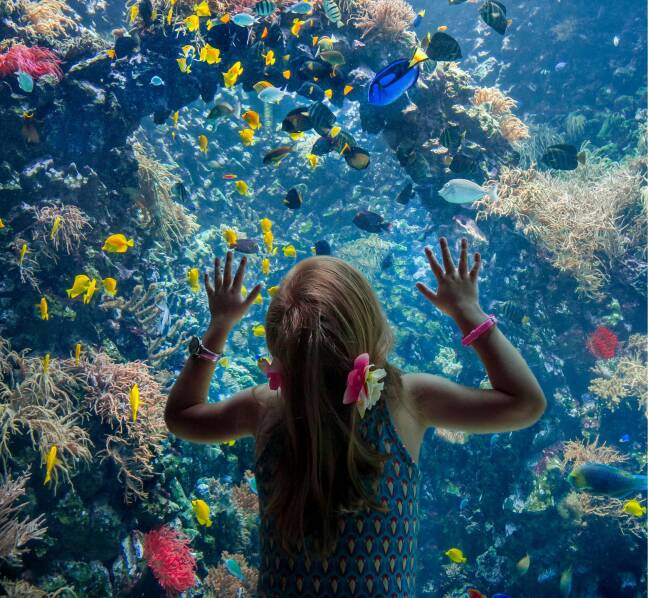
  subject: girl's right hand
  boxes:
[416,237,482,320]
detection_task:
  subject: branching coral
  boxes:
[0,44,63,79]
[351,0,415,41]
[132,142,199,248]
[203,552,259,598]
[18,0,78,38]
[472,87,518,115]
[0,579,74,597]
[558,437,628,472]
[0,474,47,565]
[230,475,258,515]
[476,159,646,299]
[31,203,92,257]
[82,353,168,502]
[499,115,530,143]
[99,283,188,367]
[589,334,648,413]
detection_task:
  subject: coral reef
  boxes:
[203,551,258,598]
[472,87,518,115]
[476,158,646,299]
[17,0,78,38]
[589,334,648,412]
[30,203,92,258]
[351,0,415,41]
[0,474,47,565]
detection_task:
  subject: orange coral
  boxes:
[19,0,78,37]
[473,87,518,115]
[499,115,529,142]
[230,480,259,515]
[203,552,259,598]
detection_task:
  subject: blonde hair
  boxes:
[264,256,404,561]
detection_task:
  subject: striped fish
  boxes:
[322,0,343,27]
[308,101,336,135]
[255,0,275,16]
[262,102,274,131]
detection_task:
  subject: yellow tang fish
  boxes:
[102,277,118,296]
[235,180,249,196]
[282,69,291,79]
[252,324,266,336]
[444,548,467,564]
[223,228,238,246]
[83,278,97,305]
[242,110,261,129]
[75,342,82,366]
[263,230,273,252]
[106,48,116,59]
[187,267,200,292]
[324,88,333,99]
[102,233,134,253]
[263,49,276,66]
[291,18,304,37]
[343,84,353,95]
[261,257,270,274]
[260,217,272,233]
[42,353,50,373]
[19,242,27,265]
[166,5,173,25]
[130,383,139,422]
[185,14,200,31]
[242,285,263,305]
[67,274,91,298]
[239,128,255,146]
[129,3,139,23]
[199,43,221,64]
[0,218,4,228]
[39,297,49,320]
[49,215,61,240]
[194,0,211,16]
[171,111,179,127]
[267,285,280,298]
[191,499,213,526]
[306,153,318,168]
[177,57,191,73]
[43,445,58,485]
[282,244,296,258]
[623,499,647,517]
[198,134,209,153]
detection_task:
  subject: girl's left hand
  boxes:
[205,251,262,328]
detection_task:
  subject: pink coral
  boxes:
[143,526,196,596]
[0,45,63,80]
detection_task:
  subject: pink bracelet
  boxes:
[462,314,497,347]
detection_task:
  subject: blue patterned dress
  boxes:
[254,397,421,598]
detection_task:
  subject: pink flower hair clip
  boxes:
[342,353,387,419]
[258,356,283,391]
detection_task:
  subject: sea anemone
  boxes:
[0,45,63,80]
[143,526,197,595]
[586,326,619,360]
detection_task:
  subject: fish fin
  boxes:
[487,184,498,202]
[337,20,344,27]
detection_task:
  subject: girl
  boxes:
[165,237,546,598]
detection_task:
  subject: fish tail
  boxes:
[487,184,498,202]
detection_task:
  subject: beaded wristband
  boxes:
[462,314,497,347]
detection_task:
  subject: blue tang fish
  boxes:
[368,48,429,106]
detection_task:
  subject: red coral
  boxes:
[143,526,197,596]
[586,326,619,360]
[0,44,63,80]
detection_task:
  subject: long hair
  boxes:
[264,256,404,561]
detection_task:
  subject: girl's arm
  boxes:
[164,251,265,443]
[405,237,546,434]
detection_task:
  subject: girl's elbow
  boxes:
[521,391,547,427]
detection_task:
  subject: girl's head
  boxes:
[263,256,403,560]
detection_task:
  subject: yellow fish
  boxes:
[206,18,214,30]
[199,43,221,64]
[187,267,200,292]
[252,324,266,337]
[220,13,230,23]
[306,153,318,168]
[253,80,273,93]
[129,3,139,23]
[242,110,261,129]
[263,49,276,66]
[177,57,192,74]
[223,228,237,246]
[19,242,27,266]
[67,274,91,298]
[288,131,304,140]
[185,14,200,31]
[623,499,646,517]
[282,244,296,258]
[39,297,49,320]
[172,110,179,126]
[317,35,334,50]
[130,383,139,422]
[445,548,467,564]
[239,128,255,146]
[198,134,209,153]
[83,278,97,305]
[438,25,448,31]
[166,5,173,25]
[49,215,61,240]
[409,47,429,69]
[261,26,268,39]
[267,285,280,298]
[191,499,213,526]
[261,257,270,274]
[291,18,304,37]
[343,84,353,95]
[223,61,243,88]
[330,125,341,137]
[102,277,118,296]
[43,445,58,485]
[312,35,319,46]
[516,553,531,575]
[242,285,263,305]
[0,218,4,228]
[106,48,116,59]
[324,88,333,99]
[263,230,273,252]
[220,357,230,367]
[260,217,272,233]
[42,353,50,373]
[235,180,249,196]
[194,0,211,16]
[74,342,82,366]
[282,69,291,79]
[102,233,134,253]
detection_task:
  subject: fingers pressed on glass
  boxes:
[204,272,214,294]
[458,238,468,276]
[470,252,481,280]
[214,257,222,290]
[416,282,437,303]
[233,256,246,291]
[440,237,455,273]
[425,246,444,280]
[223,251,233,289]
